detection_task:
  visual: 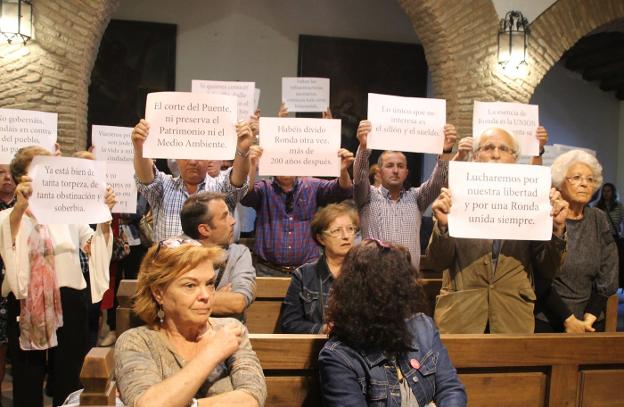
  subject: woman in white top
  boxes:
[0,145,114,407]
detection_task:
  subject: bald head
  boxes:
[473,127,519,164]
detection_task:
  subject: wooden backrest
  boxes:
[116,277,444,335]
[79,347,116,406]
[81,333,624,406]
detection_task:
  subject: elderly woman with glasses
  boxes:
[535,150,618,333]
[319,239,466,406]
[114,238,266,407]
[279,202,359,334]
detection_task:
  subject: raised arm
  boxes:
[230,121,254,188]
[530,126,548,166]
[414,124,455,210]
[338,148,354,189]
[353,120,372,208]
[426,187,456,271]
[9,175,31,241]
[131,119,155,184]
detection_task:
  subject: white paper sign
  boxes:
[254,88,261,111]
[258,117,341,177]
[282,77,330,112]
[191,80,255,121]
[447,161,552,240]
[28,156,111,224]
[143,92,237,160]
[0,108,57,164]
[473,101,539,157]
[367,93,446,154]
[92,125,133,163]
[106,162,137,214]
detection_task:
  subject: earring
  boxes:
[157,306,165,324]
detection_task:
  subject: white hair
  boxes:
[472,127,521,159]
[551,149,603,189]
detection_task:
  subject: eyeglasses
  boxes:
[477,143,515,156]
[153,237,202,261]
[566,175,597,186]
[324,225,358,238]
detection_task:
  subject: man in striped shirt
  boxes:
[353,120,457,269]
[131,119,254,242]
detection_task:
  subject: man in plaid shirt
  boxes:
[353,120,457,269]
[131,119,254,242]
[241,146,354,276]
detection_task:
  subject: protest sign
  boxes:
[106,162,137,214]
[254,88,261,111]
[282,77,330,113]
[92,125,133,163]
[143,92,237,160]
[367,93,446,154]
[191,80,255,121]
[447,161,552,240]
[0,108,57,164]
[28,156,111,224]
[259,117,341,177]
[473,101,539,157]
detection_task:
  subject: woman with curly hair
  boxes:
[318,239,466,406]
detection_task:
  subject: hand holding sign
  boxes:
[549,188,568,237]
[357,120,372,149]
[104,185,117,211]
[432,187,453,229]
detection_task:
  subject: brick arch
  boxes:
[529,0,624,94]
[0,0,120,153]
[398,0,624,137]
[398,0,501,136]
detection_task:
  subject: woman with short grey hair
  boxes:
[535,149,618,332]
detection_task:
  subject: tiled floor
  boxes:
[1,372,54,406]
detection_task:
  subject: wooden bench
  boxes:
[80,333,624,406]
[116,277,444,334]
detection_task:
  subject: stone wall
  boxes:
[399,0,624,137]
[0,0,622,148]
[0,0,120,153]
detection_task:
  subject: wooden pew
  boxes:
[116,277,444,335]
[80,333,624,406]
[79,347,116,406]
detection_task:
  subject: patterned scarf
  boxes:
[19,224,63,350]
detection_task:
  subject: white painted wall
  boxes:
[113,0,420,115]
[492,0,556,22]
[530,63,621,186]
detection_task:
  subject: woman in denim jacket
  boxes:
[319,240,466,406]
[279,203,358,334]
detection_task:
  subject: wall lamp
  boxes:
[498,10,529,74]
[0,0,32,45]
